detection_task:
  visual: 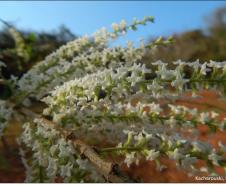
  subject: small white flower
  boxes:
[200,167,208,172]
[168,104,182,115]
[210,111,219,119]
[173,59,186,66]
[149,103,162,115]
[57,138,74,158]
[188,108,198,116]
[200,62,210,75]
[134,130,151,143]
[218,141,226,152]
[146,150,160,161]
[208,60,223,69]
[50,145,58,156]
[111,23,120,32]
[76,159,104,182]
[60,162,73,177]
[199,112,209,124]
[76,159,89,170]
[119,19,127,30]
[166,117,177,128]
[46,157,58,177]
[181,155,197,168]
[192,141,211,153]
[152,60,164,66]
[187,60,200,71]
[147,79,163,98]
[0,61,6,68]
[156,63,174,80]
[33,150,48,167]
[171,66,188,91]
[168,148,184,160]
[124,152,139,167]
[208,151,223,166]
[123,129,135,135]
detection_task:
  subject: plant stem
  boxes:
[99,146,141,153]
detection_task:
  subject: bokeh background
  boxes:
[0,1,226,182]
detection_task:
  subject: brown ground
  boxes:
[0,90,226,183]
[0,119,25,182]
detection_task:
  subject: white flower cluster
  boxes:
[111,16,154,35]
[39,57,226,178]
[0,100,13,136]
[14,16,226,182]
[19,119,104,182]
[16,35,95,100]
[152,60,226,96]
[18,58,226,102]
[42,63,150,119]
[42,61,225,133]
[113,129,225,175]
[16,17,155,102]
[17,44,145,101]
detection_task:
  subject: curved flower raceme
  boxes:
[19,120,104,183]
[15,16,155,102]
[17,44,145,100]
[102,130,226,175]
[42,62,226,130]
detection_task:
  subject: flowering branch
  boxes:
[1,16,226,182]
[16,105,136,182]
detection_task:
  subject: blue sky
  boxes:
[0,1,225,45]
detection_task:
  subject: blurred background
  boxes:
[0,1,226,182]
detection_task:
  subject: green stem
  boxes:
[39,166,44,183]
[143,78,226,83]
[99,146,141,153]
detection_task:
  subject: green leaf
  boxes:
[155,36,163,44]
[148,16,155,23]
[27,33,37,42]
